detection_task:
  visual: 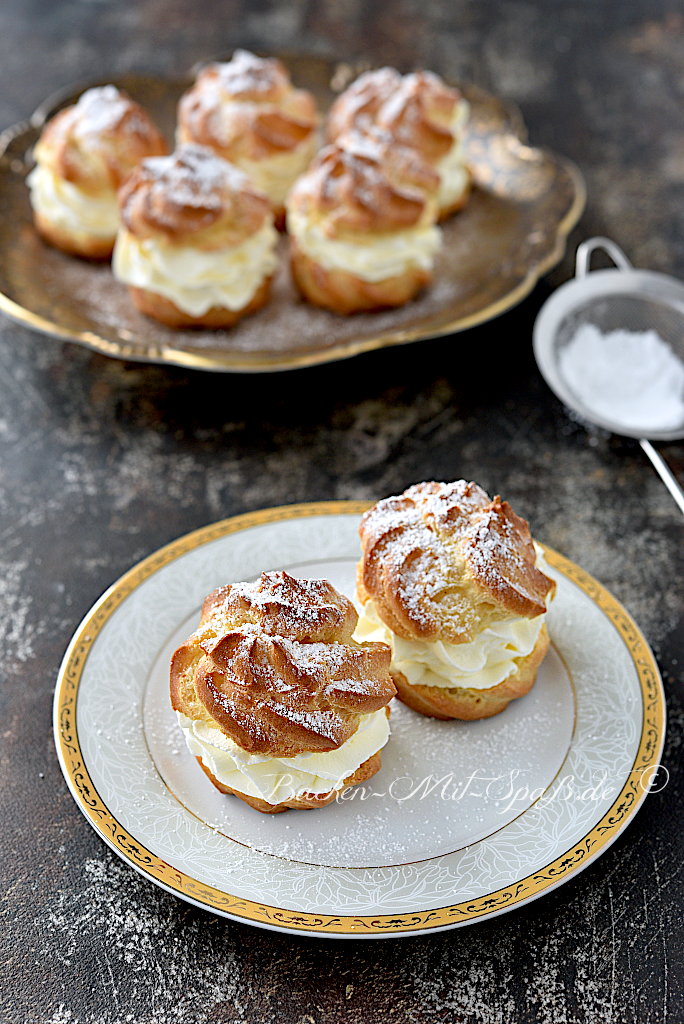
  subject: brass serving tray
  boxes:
[0,55,585,373]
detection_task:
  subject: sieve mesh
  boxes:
[555,292,684,359]
[534,236,684,513]
[552,291,684,436]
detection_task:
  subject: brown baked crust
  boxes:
[200,570,359,640]
[437,177,472,221]
[288,143,433,237]
[34,85,167,194]
[328,68,470,219]
[286,139,438,314]
[196,749,383,813]
[290,239,431,315]
[32,211,114,260]
[30,85,167,258]
[392,624,551,720]
[326,67,403,142]
[357,481,556,644]
[328,69,461,161]
[170,570,395,758]
[126,274,272,328]
[374,71,462,162]
[177,50,319,164]
[334,124,441,201]
[117,144,272,247]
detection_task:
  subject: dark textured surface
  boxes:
[1,2,682,1022]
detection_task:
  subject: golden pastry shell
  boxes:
[357,480,556,644]
[117,143,273,247]
[33,84,167,194]
[177,50,319,162]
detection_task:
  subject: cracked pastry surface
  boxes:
[28,84,167,258]
[286,142,441,314]
[333,123,441,201]
[177,50,319,220]
[170,571,396,812]
[355,481,556,720]
[112,143,278,327]
[327,67,471,219]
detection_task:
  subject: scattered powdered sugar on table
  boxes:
[73,85,132,135]
[559,323,684,432]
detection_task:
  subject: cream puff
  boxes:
[112,144,278,328]
[177,50,319,225]
[170,571,396,813]
[355,481,556,720]
[286,143,441,314]
[328,68,471,220]
[28,85,167,259]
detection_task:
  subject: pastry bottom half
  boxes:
[127,275,272,329]
[392,624,551,721]
[33,211,114,260]
[290,240,432,315]
[196,750,382,814]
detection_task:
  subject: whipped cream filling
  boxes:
[27,164,119,238]
[112,219,278,316]
[436,99,470,211]
[177,708,390,804]
[354,545,553,692]
[288,209,441,283]
[238,132,319,207]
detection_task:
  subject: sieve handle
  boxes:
[640,439,684,516]
[575,237,633,278]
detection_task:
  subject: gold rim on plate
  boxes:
[54,501,665,936]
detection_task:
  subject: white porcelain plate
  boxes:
[54,502,665,938]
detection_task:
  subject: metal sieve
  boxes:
[533,237,684,514]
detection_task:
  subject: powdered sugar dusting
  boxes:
[73,85,133,135]
[361,481,552,637]
[268,701,344,741]
[213,570,355,636]
[136,145,249,210]
[208,50,288,98]
[464,506,528,591]
[360,482,479,630]
[191,571,392,755]
[10,177,561,365]
[559,322,684,432]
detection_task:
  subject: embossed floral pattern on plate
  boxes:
[54,502,665,937]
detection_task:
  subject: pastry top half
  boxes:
[328,68,466,164]
[170,571,396,758]
[326,67,402,141]
[287,142,437,239]
[178,50,319,162]
[33,85,167,194]
[117,143,272,248]
[357,480,556,645]
[333,123,441,202]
